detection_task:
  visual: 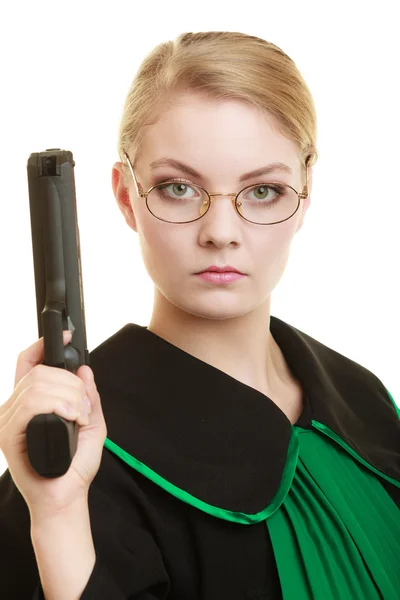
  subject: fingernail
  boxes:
[83,395,92,414]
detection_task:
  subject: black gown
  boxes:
[1,315,399,599]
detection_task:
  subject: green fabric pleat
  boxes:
[266,429,400,599]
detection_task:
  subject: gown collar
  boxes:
[90,315,400,514]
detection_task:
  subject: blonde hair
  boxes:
[118,31,319,189]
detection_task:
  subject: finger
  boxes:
[76,365,95,392]
[14,330,72,389]
[3,378,90,425]
[76,366,106,433]
[15,388,90,430]
[0,389,89,453]
[76,366,94,404]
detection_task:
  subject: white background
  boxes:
[0,1,399,476]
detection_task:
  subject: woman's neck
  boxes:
[147,292,293,398]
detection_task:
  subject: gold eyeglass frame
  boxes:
[124,152,309,226]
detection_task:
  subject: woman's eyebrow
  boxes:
[149,157,292,182]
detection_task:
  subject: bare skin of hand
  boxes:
[0,331,107,518]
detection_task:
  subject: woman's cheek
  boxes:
[138,229,179,284]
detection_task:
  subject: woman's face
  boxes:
[113,94,312,321]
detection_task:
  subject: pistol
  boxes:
[25,149,90,478]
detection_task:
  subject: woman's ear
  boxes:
[112,162,138,233]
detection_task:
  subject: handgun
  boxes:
[25,149,90,478]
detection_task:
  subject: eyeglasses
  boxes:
[124,152,308,225]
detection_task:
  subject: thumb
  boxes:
[76,365,104,425]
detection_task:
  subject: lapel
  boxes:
[89,315,400,518]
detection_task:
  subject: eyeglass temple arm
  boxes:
[124,152,144,197]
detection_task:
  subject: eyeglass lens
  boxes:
[146,182,299,224]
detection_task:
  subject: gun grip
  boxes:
[26,415,78,478]
[26,343,82,478]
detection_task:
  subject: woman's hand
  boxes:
[0,330,107,518]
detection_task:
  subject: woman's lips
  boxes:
[195,271,246,284]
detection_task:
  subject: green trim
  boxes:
[104,430,301,524]
[311,419,400,489]
[103,389,400,523]
[386,388,400,420]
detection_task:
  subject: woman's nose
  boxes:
[204,194,239,217]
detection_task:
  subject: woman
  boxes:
[1,31,400,599]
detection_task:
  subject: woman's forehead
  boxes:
[138,106,300,177]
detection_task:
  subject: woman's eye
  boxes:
[246,184,286,201]
[159,182,197,198]
[247,185,275,200]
